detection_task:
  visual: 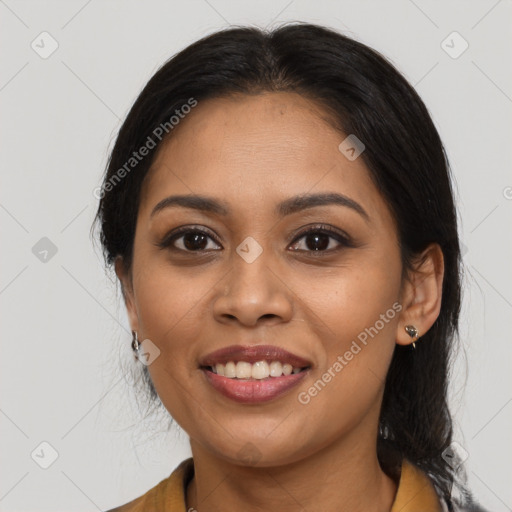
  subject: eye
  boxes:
[157,226,221,252]
[156,224,354,254]
[289,224,353,253]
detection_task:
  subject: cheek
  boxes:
[292,250,402,399]
[133,258,208,334]
[293,247,402,342]
[132,265,210,427]
[291,281,400,449]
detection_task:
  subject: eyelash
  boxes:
[156,224,355,255]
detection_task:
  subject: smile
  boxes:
[206,360,308,379]
[201,364,310,403]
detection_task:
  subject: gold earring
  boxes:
[404,325,420,349]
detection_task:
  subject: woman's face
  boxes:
[119,92,410,466]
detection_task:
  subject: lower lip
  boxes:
[202,368,309,403]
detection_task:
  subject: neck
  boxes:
[186,428,398,512]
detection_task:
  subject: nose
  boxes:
[212,249,293,327]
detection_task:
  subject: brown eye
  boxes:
[156,224,354,255]
[157,227,221,252]
[289,225,353,253]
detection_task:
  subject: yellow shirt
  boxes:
[106,457,443,511]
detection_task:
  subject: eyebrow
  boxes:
[150,192,370,222]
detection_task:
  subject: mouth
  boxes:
[200,360,310,379]
[200,365,310,403]
[198,345,312,403]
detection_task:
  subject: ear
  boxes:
[114,256,139,333]
[395,243,444,347]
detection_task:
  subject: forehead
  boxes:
[139,92,394,231]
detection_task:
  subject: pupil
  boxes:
[184,233,207,250]
[307,233,329,251]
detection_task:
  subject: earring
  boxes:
[404,325,420,349]
[131,330,140,353]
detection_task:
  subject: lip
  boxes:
[202,367,310,403]
[199,344,312,368]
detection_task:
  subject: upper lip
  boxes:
[199,344,312,368]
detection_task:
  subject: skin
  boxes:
[115,92,444,512]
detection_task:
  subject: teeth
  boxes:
[269,361,283,377]
[209,360,305,379]
[224,361,236,378]
[236,361,252,379]
[251,360,269,379]
[282,363,293,376]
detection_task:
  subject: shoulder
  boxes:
[103,477,166,512]
[104,495,144,512]
[103,458,194,512]
[412,461,491,512]
[391,458,445,511]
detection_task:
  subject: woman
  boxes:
[94,23,487,512]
